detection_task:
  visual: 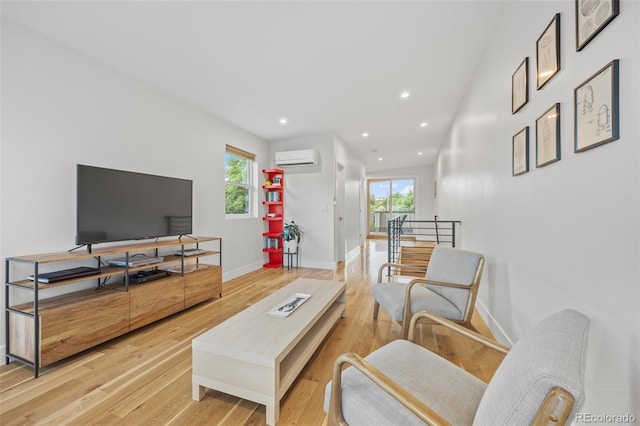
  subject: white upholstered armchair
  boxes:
[325,309,590,426]
[373,245,484,338]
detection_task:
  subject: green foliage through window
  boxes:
[225,153,252,215]
[368,179,415,232]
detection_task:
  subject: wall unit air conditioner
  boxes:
[274,149,319,167]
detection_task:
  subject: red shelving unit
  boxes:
[262,169,284,268]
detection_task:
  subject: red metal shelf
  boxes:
[262,169,284,269]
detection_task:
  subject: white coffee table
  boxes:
[192,278,346,425]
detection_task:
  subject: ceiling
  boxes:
[1,1,503,172]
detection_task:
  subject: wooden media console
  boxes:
[5,236,222,377]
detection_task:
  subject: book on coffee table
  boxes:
[268,293,311,317]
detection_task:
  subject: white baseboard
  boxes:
[346,247,360,263]
[223,258,337,281]
[302,259,337,270]
[475,299,514,347]
[222,261,263,282]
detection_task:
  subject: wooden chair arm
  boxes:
[377,262,428,283]
[407,312,510,355]
[531,387,575,426]
[400,276,481,338]
[328,352,451,426]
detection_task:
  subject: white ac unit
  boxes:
[274,149,319,167]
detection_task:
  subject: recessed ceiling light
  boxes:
[378,157,384,161]
[400,91,410,99]
[362,132,369,138]
[420,122,428,127]
[279,117,288,124]
[418,152,423,156]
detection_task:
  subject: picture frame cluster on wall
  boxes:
[510,0,620,177]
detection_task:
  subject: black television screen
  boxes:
[76,165,193,245]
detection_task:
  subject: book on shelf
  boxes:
[266,192,281,202]
[264,237,280,249]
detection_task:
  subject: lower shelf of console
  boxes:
[8,266,221,368]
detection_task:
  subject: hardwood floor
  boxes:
[0,240,503,425]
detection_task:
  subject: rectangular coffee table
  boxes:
[192,278,346,425]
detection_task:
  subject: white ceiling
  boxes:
[1,1,503,172]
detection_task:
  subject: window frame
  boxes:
[367,177,416,234]
[225,145,257,219]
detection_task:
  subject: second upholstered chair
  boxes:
[372,245,484,338]
[325,309,590,426]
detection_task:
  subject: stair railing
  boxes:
[387,216,461,266]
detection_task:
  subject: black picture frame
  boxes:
[512,58,529,114]
[512,127,530,176]
[576,0,620,51]
[574,60,619,152]
[536,103,561,167]
[536,13,561,90]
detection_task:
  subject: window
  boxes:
[368,178,415,233]
[225,145,256,216]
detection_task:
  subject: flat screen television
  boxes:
[76,165,193,246]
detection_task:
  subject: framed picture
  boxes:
[575,60,619,152]
[536,103,561,167]
[536,13,561,90]
[576,0,619,51]
[512,58,529,114]
[512,127,530,176]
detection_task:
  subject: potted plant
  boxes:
[281,221,303,253]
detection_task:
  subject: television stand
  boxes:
[5,236,222,377]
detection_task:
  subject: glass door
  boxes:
[368,178,415,237]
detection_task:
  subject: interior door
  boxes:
[335,163,346,263]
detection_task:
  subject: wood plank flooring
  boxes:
[0,240,503,425]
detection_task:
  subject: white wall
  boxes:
[270,134,336,269]
[270,134,365,269]
[0,20,271,355]
[436,0,639,416]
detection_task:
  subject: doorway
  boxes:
[368,178,415,237]
[335,163,346,263]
